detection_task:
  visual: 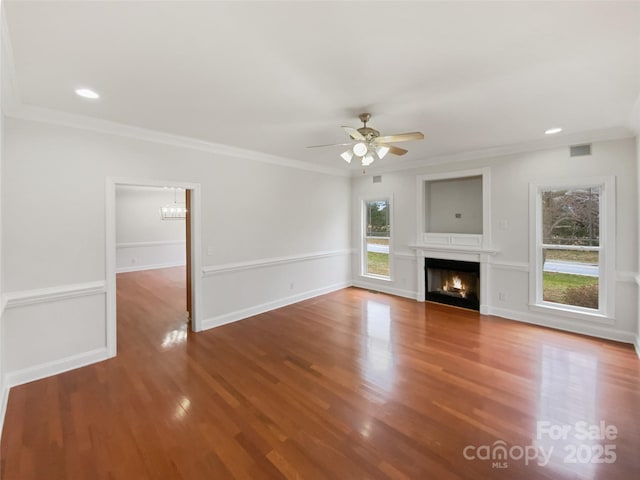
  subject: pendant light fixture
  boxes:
[160,188,187,220]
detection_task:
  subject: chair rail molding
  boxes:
[116,240,186,248]
[202,249,352,277]
[3,281,106,309]
[489,260,530,272]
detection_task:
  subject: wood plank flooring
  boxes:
[2,266,639,479]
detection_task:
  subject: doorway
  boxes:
[105,178,202,358]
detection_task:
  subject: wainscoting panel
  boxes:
[2,282,108,386]
[201,249,352,329]
[487,265,638,345]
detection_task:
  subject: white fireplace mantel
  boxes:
[409,243,498,314]
[414,167,496,314]
[409,244,498,257]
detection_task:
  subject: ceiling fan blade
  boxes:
[374,132,424,144]
[341,126,365,141]
[306,142,353,149]
[386,145,408,156]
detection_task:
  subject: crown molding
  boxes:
[355,126,636,177]
[9,96,631,180]
[6,104,350,177]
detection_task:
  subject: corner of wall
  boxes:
[636,133,640,360]
[0,0,7,436]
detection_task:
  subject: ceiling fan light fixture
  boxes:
[375,145,390,159]
[340,149,354,163]
[306,114,424,168]
[353,142,368,157]
[362,153,375,166]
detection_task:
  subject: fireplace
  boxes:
[425,258,480,311]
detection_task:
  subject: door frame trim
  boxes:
[105,177,203,358]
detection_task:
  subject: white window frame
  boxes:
[528,176,615,323]
[361,196,393,281]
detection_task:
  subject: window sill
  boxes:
[528,303,615,325]
[361,274,393,282]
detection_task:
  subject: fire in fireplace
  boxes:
[425,258,480,310]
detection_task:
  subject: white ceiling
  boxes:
[4,1,640,172]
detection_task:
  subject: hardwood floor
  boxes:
[2,267,639,479]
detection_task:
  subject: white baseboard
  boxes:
[488,306,636,345]
[351,279,417,300]
[6,347,111,388]
[201,281,351,330]
[116,261,185,274]
[634,334,640,360]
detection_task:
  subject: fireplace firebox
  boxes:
[425,258,480,311]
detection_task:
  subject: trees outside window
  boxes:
[530,177,614,319]
[541,187,600,309]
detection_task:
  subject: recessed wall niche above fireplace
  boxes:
[416,167,491,249]
[425,258,480,311]
[410,167,496,314]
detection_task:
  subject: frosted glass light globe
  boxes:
[353,142,368,157]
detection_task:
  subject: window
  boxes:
[530,178,614,319]
[363,199,391,279]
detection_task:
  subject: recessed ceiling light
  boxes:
[75,88,100,99]
[545,127,563,135]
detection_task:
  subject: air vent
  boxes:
[570,144,591,157]
[373,175,382,184]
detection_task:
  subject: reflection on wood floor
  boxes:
[2,266,639,479]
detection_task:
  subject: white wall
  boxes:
[1,116,637,397]
[352,137,638,342]
[116,186,186,272]
[1,117,351,384]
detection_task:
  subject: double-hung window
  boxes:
[363,199,391,279]
[530,177,614,319]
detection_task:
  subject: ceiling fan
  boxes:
[307,113,424,166]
